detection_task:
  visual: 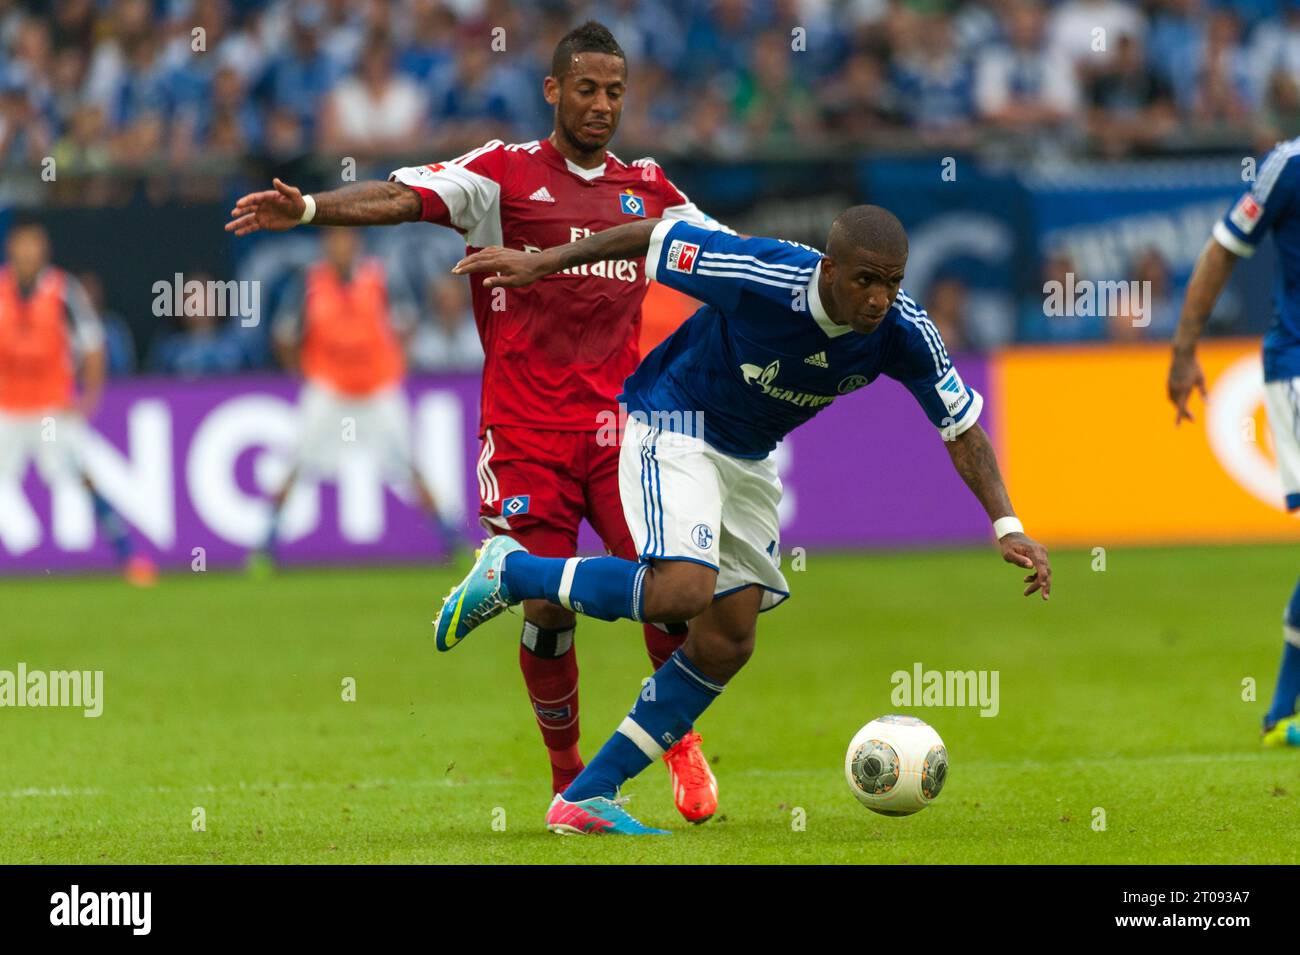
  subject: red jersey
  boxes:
[389,138,724,434]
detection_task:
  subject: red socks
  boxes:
[519,623,582,793]
[643,621,688,669]
[519,620,688,793]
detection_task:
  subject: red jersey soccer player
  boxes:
[226,22,724,822]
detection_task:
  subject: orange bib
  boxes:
[300,260,404,396]
[0,268,75,413]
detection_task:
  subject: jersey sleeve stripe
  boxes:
[696,259,812,284]
[693,267,806,291]
[449,139,505,167]
[896,293,950,363]
[896,300,950,370]
[896,311,945,376]
[1255,142,1300,203]
[698,250,815,275]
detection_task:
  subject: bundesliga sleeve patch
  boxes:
[935,367,971,417]
[666,239,700,274]
[1229,194,1263,234]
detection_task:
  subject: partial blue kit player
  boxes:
[1214,137,1300,738]
[626,218,983,458]
[1214,136,1300,384]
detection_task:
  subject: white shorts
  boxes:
[619,416,790,612]
[1265,377,1300,510]
[295,381,413,478]
[0,409,88,483]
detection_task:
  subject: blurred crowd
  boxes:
[107,224,484,377]
[0,0,1296,177]
[0,0,1280,371]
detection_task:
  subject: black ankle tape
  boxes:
[521,621,575,658]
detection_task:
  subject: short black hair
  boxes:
[550,21,626,80]
[826,205,908,260]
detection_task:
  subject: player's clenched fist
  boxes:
[999,532,1052,600]
[225,178,307,236]
[452,247,552,288]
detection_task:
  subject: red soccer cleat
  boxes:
[663,730,717,824]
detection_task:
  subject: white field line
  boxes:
[1,750,1287,801]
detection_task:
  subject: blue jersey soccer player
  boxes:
[443,205,1052,834]
[1168,137,1300,747]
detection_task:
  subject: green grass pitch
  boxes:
[3,543,1299,864]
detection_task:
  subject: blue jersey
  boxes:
[623,220,984,458]
[1214,137,1300,380]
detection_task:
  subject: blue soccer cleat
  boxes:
[545,793,671,836]
[433,535,524,651]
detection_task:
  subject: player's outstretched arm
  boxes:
[1168,237,1237,424]
[225,178,422,236]
[452,218,662,288]
[944,423,1051,600]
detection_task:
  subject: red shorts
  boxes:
[476,425,636,561]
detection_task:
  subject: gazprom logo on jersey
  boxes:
[502,495,530,517]
[740,360,836,410]
[935,368,971,418]
[619,191,646,217]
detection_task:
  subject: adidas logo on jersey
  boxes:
[804,351,829,368]
[529,186,556,202]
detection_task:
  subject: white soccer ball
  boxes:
[844,715,948,816]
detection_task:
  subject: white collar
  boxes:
[808,263,853,338]
[565,157,606,181]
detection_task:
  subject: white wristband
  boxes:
[299,193,316,225]
[993,516,1024,539]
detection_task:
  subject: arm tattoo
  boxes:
[544,219,660,272]
[313,182,422,226]
[944,423,1015,521]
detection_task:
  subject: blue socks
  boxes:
[503,553,648,622]
[261,507,282,558]
[90,490,132,562]
[1265,577,1300,727]
[565,648,723,801]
